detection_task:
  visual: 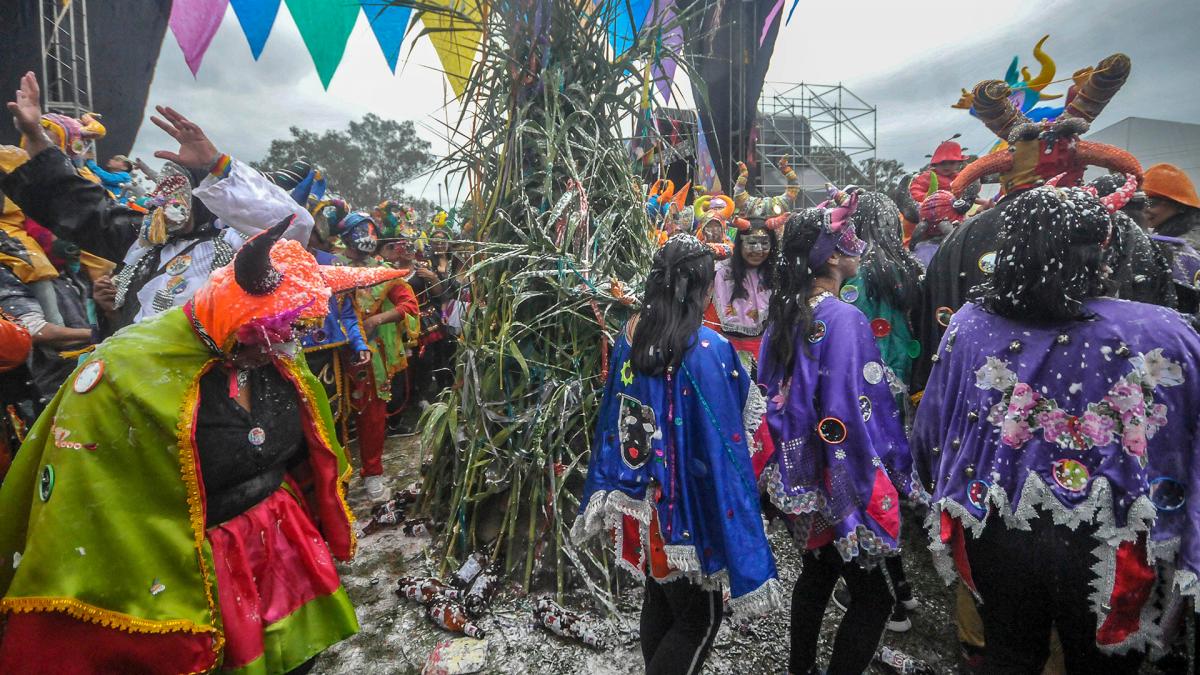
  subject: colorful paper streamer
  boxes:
[785,0,800,25]
[170,0,230,76]
[229,0,281,60]
[647,0,681,102]
[759,0,784,47]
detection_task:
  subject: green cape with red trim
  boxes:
[0,308,355,673]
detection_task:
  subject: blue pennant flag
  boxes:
[608,0,653,56]
[361,1,412,73]
[230,0,282,60]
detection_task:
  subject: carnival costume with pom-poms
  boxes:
[912,296,1200,654]
[757,192,915,565]
[0,218,403,674]
[572,249,782,615]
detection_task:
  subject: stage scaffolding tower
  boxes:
[756,82,876,207]
[39,0,94,119]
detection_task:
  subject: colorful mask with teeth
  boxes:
[140,162,194,245]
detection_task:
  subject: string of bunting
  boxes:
[168,0,684,95]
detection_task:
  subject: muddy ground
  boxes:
[314,434,962,674]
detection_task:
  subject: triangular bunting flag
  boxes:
[170,0,230,76]
[608,0,653,56]
[421,0,484,99]
[646,0,680,102]
[360,1,412,73]
[285,0,361,89]
[230,0,281,60]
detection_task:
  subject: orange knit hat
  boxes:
[1143,164,1200,209]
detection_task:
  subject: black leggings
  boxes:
[965,514,1145,674]
[641,577,723,675]
[790,545,892,675]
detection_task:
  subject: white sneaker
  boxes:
[365,475,391,503]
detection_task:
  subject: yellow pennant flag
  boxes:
[422,0,484,99]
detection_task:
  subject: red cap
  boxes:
[931,141,967,165]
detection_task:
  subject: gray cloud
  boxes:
[846,0,1200,168]
[131,0,1199,199]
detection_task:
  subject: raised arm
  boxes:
[1,147,140,262]
[147,105,313,244]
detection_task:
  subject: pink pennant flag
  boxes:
[759,0,784,47]
[647,0,681,103]
[171,0,230,75]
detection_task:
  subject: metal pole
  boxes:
[38,1,48,109]
[80,0,94,112]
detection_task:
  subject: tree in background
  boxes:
[253,113,436,213]
[859,157,908,196]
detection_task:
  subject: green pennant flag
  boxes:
[286,0,361,89]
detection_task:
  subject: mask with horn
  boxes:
[733,158,801,217]
[951,53,1142,198]
[189,215,404,354]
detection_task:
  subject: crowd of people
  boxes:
[0,72,466,673]
[578,50,1200,675]
[0,42,1199,675]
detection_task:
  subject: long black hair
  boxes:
[764,209,826,374]
[729,219,777,301]
[852,192,923,312]
[630,234,715,376]
[979,187,1110,322]
[1152,205,1200,239]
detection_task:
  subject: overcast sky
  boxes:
[130,0,1200,201]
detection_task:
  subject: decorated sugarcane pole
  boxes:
[411,0,693,602]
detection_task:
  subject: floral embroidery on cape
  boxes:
[974,349,1183,467]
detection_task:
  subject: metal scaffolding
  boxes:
[39,0,94,118]
[756,82,876,207]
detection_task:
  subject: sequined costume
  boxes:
[0,220,402,673]
[0,148,313,332]
[758,294,915,565]
[572,325,783,616]
[912,299,1200,654]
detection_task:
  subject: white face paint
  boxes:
[163,199,190,228]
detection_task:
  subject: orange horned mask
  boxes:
[190,215,403,351]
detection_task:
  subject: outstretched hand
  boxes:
[7,72,51,156]
[150,106,219,170]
